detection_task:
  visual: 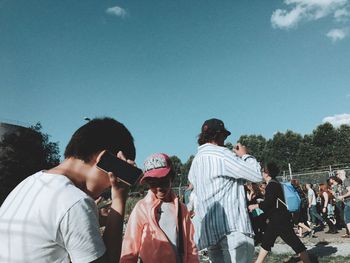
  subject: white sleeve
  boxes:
[59,198,106,263]
[187,192,195,212]
[224,152,262,183]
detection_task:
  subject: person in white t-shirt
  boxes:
[0,117,136,263]
[306,183,324,228]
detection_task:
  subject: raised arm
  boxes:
[100,174,129,263]
[93,152,133,263]
[224,144,262,183]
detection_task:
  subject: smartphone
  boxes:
[97,151,143,186]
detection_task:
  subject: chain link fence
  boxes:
[277,167,350,185]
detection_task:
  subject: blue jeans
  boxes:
[344,201,350,224]
[207,231,254,263]
[309,205,324,224]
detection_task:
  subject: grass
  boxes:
[259,253,350,263]
[199,252,350,262]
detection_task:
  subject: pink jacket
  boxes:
[120,190,199,263]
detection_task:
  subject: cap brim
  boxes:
[140,167,171,184]
[223,129,231,136]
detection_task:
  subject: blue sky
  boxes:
[1,0,350,164]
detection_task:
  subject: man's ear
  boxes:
[94,150,107,165]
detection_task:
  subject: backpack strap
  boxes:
[270,179,288,209]
[177,199,184,263]
[276,197,288,209]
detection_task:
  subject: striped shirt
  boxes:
[188,143,262,250]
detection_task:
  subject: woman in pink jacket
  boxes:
[120,153,199,263]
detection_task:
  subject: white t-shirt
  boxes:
[0,171,105,263]
[308,188,317,206]
[158,201,181,263]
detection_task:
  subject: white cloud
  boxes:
[271,0,349,29]
[334,8,350,21]
[326,28,348,41]
[106,6,127,18]
[323,113,350,127]
[271,6,306,29]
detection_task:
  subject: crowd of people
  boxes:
[0,117,350,263]
[242,171,350,245]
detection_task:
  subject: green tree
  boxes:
[311,122,338,167]
[170,155,184,187]
[238,135,267,162]
[225,142,234,150]
[265,130,303,172]
[335,124,350,165]
[296,134,316,170]
[182,155,194,180]
[0,123,60,204]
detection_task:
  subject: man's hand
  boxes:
[108,151,134,211]
[233,143,248,157]
[108,173,129,202]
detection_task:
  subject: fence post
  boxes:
[288,163,292,180]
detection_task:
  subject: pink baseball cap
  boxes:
[140,153,172,184]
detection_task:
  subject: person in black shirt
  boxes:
[248,162,311,263]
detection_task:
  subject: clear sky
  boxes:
[1,0,350,164]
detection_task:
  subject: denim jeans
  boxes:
[207,231,254,263]
[309,205,324,224]
[344,200,350,224]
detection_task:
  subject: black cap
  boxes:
[201,118,231,136]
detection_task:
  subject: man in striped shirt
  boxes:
[188,118,262,263]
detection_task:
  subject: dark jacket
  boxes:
[259,180,292,222]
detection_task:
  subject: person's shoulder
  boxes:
[204,144,234,158]
[130,195,152,216]
[134,197,147,208]
[195,145,223,161]
[267,180,280,189]
[43,173,93,212]
[58,177,90,202]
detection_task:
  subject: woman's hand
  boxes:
[248,204,258,212]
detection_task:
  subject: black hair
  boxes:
[197,130,226,145]
[168,169,176,181]
[64,117,135,163]
[263,162,280,179]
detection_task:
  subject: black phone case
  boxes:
[97,152,143,186]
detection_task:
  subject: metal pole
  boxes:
[288,163,292,180]
[178,174,182,198]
